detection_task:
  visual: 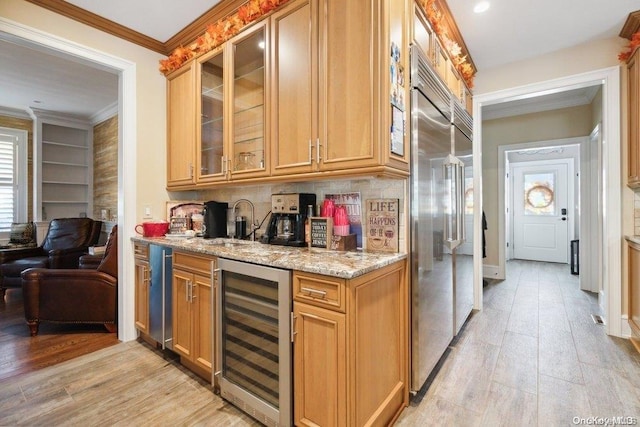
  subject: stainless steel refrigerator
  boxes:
[410,45,474,392]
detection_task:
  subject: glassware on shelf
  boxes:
[235,152,256,171]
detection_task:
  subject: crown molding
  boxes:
[26,0,250,57]
[29,107,92,127]
[24,0,166,54]
[620,10,640,39]
[0,106,32,120]
[483,86,599,120]
[90,101,118,125]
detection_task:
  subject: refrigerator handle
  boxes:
[458,163,465,244]
[443,154,464,249]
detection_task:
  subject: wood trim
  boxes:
[620,10,640,39]
[25,0,248,56]
[24,0,166,54]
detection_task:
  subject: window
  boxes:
[0,127,28,234]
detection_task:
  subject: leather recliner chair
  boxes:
[21,225,118,336]
[0,218,102,298]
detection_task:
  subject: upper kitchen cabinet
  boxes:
[271,0,410,177]
[197,47,226,182]
[270,0,316,176]
[167,61,197,189]
[229,23,269,179]
[627,48,640,188]
[196,21,270,185]
[411,2,474,115]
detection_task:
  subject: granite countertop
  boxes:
[626,235,640,245]
[132,236,406,279]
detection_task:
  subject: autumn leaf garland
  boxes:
[159,0,290,74]
[619,31,640,62]
[417,0,475,88]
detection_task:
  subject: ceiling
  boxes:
[1,0,640,120]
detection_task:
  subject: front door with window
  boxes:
[512,160,571,263]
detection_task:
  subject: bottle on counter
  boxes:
[304,204,315,247]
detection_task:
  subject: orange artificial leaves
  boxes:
[159,0,290,75]
[619,32,640,61]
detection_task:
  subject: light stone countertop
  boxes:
[131,236,407,279]
[625,235,640,246]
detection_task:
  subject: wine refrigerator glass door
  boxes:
[216,258,291,426]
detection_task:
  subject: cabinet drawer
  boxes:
[173,251,214,275]
[293,271,345,312]
[133,242,149,259]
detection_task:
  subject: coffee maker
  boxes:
[202,200,228,238]
[266,193,316,246]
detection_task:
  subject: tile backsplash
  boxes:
[176,177,408,252]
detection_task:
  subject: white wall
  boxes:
[474,36,626,94]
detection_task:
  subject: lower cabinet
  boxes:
[172,250,216,377]
[629,240,640,352]
[133,242,150,334]
[293,260,408,426]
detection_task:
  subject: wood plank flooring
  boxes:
[399,260,640,425]
[1,260,639,425]
[0,288,119,382]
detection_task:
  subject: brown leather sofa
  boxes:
[21,225,118,336]
[0,218,102,298]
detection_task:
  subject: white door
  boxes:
[512,160,571,263]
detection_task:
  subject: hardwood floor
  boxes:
[1,260,639,425]
[0,288,119,382]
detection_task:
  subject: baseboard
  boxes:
[483,264,502,280]
[621,315,632,339]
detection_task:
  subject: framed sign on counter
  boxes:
[310,217,333,249]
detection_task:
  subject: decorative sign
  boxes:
[365,199,399,252]
[310,217,333,249]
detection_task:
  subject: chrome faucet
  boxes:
[231,199,256,241]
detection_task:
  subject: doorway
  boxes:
[0,18,138,342]
[473,67,622,337]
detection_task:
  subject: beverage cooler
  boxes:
[215,258,292,426]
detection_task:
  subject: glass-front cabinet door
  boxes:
[197,47,226,182]
[229,22,268,178]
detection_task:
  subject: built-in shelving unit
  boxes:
[32,109,93,221]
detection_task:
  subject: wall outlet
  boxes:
[143,205,152,218]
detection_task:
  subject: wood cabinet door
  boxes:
[317,0,379,171]
[270,0,317,176]
[228,21,271,180]
[293,302,346,427]
[628,51,640,187]
[167,61,197,188]
[197,47,228,184]
[172,268,194,359]
[134,258,149,334]
[193,273,213,373]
